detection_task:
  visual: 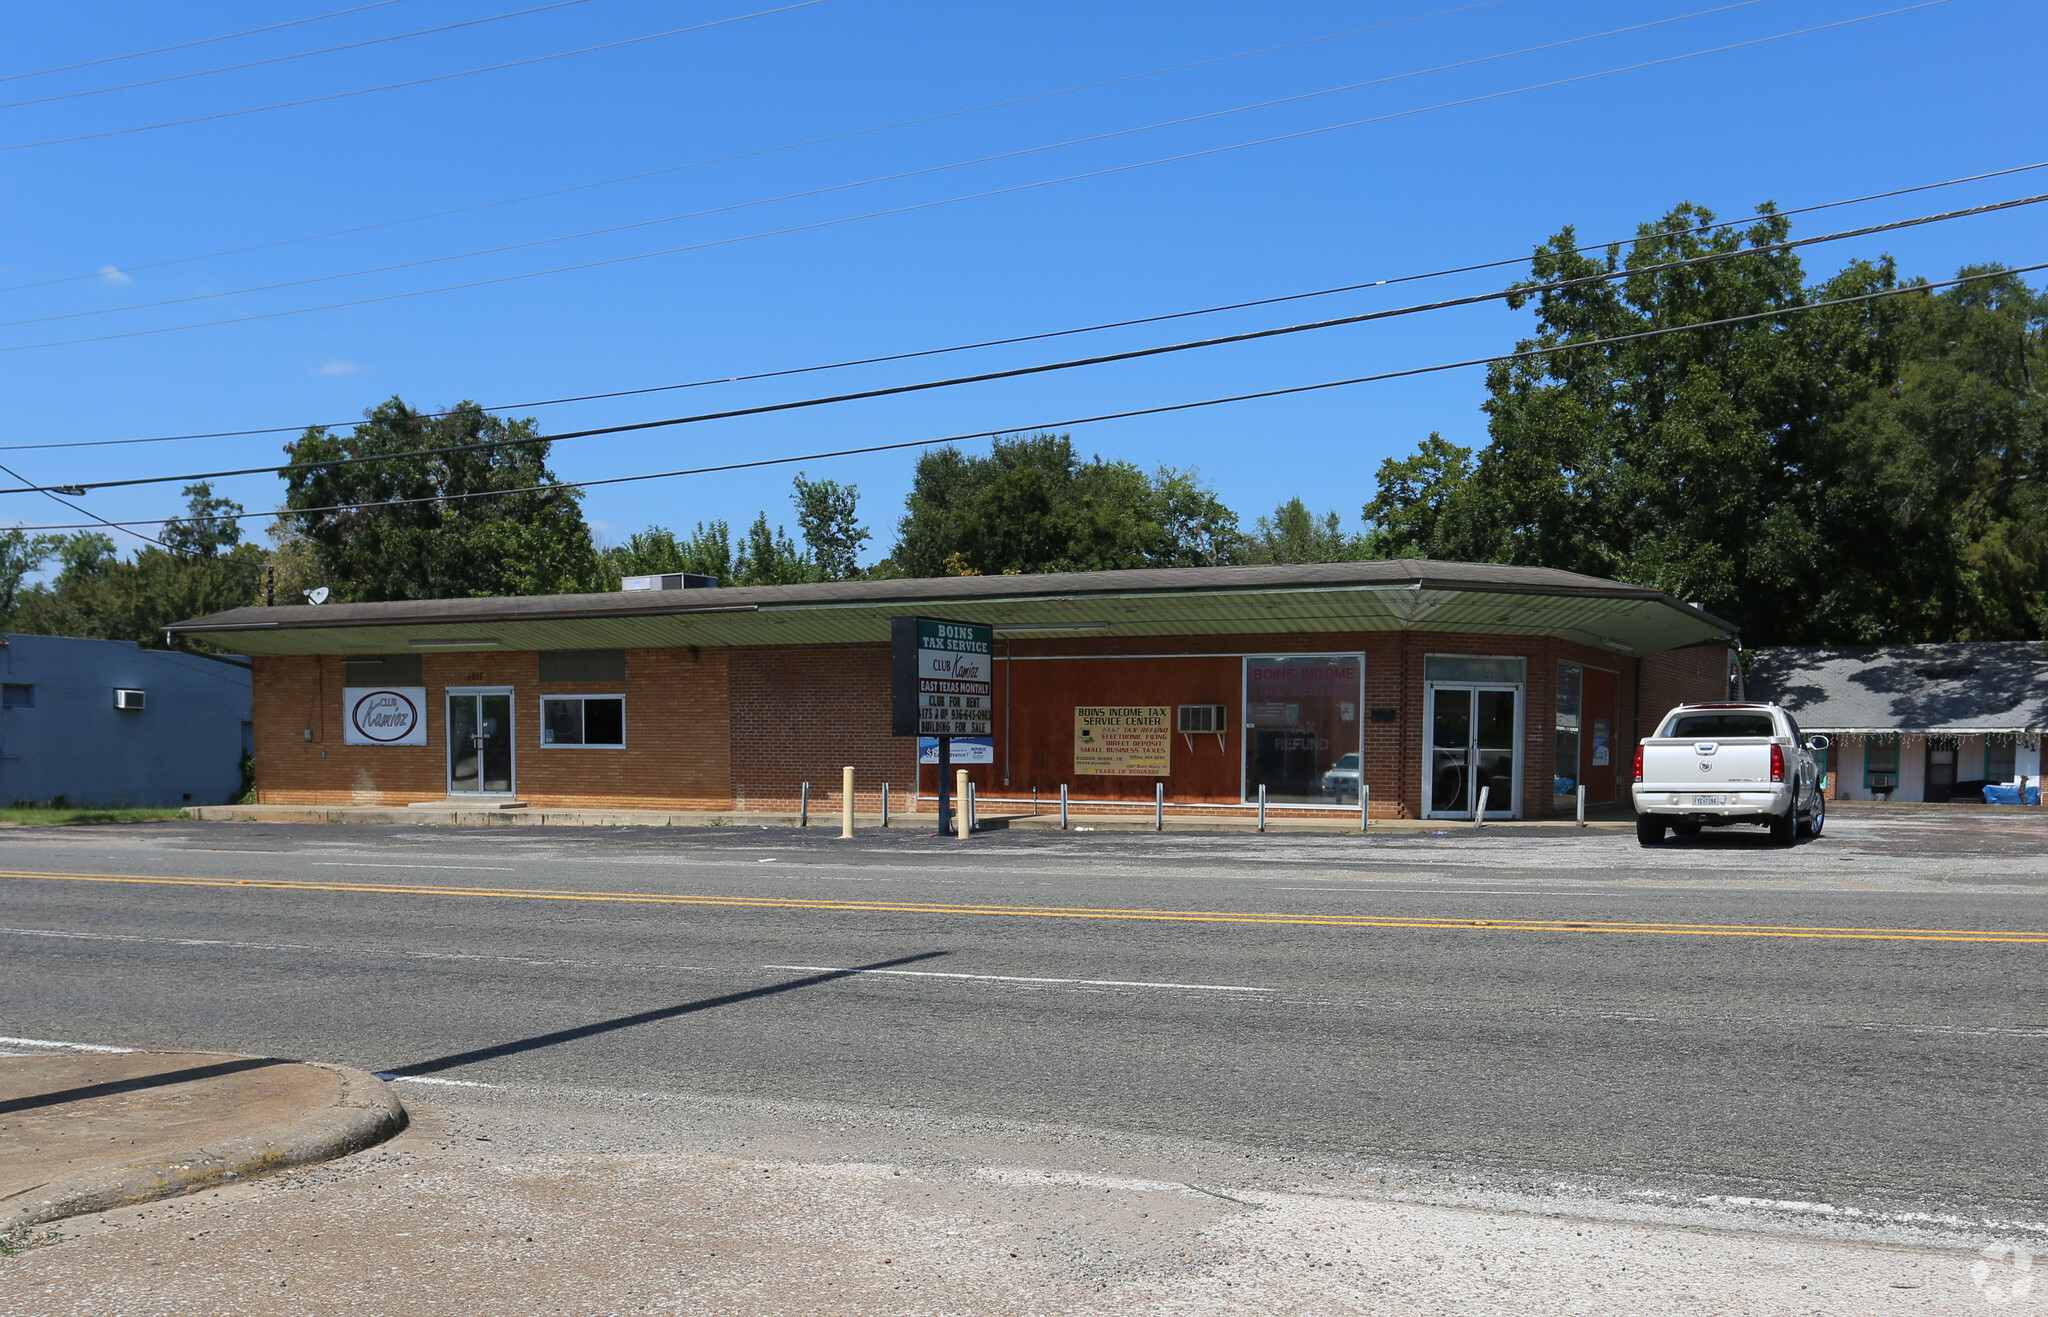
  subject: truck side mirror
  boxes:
[1806,735,1830,750]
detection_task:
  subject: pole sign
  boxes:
[891,616,993,738]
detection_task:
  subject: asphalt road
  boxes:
[4,810,2046,1229]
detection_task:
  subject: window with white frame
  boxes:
[541,695,624,747]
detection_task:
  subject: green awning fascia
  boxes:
[174,580,1727,658]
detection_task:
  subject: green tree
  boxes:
[10,487,265,644]
[734,512,808,586]
[790,472,869,580]
[281,397,600,602]
[1244,497,1364,564]
[892,434,1241,576]
[1360,201,2047,642]
[601,521,734,585]
[1360,433,1474,557]
[0,529,57,626]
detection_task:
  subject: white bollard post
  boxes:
[1060,783,1069,830]
[1576,783,1587,827]
[881,780,891,829]
[799,781,809,827]
[956,770,971,840]
[1360,783,1369,832]
[841,766,854,839]
[1155,782,1164,832]
[1473,784,1490,827]
[1257,783,1267,833]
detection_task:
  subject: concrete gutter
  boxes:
[186,803,1636,832]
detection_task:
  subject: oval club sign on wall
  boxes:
[343,686,428,746]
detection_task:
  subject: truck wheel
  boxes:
[1636,816,1666,846]
[1672,821,1703,837]
[1797,795,1825,839]
[1769,812,1797,845]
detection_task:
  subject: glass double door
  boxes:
[1427,685,1519,818]
[447,690,514,795]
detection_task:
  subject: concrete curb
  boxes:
[187,803,1640,833]
[5,1062,407,1228]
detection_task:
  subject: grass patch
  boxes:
[0,1222,65,1258]
[0,807,187,827]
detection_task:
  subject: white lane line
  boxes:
[310,862,517,871]
[764,965,1273,993]
[0,926,308,952]
[374,1073,501,1088]
[0,1034,133,1053]
[1277,887,1606,895]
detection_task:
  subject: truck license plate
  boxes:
[1692,794,1732,807]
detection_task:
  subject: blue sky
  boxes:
[0,0,2039,567]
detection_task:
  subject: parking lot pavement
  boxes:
[0,809,2043,1310]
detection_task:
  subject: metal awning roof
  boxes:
[166,559,1735,657]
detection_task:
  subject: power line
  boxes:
[0,0,834,153]
[0,0,415,85]
[10,214,2038,501]
[0,0,599,111]
[0,0,1958,356]
[5,156,2042,455]
[0,1,1515,295]
[0,0,1778,333]
[14,262,2038,537]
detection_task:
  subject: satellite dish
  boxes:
[305,587,330,605]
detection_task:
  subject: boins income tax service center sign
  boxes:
[342,687,428,746]
[890,617,993,739]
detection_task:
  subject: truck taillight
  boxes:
[1633,745,1644,782]
[1770,743,1785,783]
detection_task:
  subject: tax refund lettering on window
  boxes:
[1074,706,1172,776]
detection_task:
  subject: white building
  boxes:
[1748,642,2046,802]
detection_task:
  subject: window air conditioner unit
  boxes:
[1177,704,1227,734]
[114,688,146,711]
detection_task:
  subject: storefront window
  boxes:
[1243,654,1362,805]
[1987,734,2017,782]
[542,696,625,747]
[1554,662,1582,807]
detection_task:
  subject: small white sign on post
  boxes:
[342,687,428,746]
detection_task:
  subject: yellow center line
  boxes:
[3,868,2044,944]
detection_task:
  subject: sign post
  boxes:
[891,616,993,838]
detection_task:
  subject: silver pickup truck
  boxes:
[1631,702,1828,845]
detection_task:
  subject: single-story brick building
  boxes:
[166,560,1735,821]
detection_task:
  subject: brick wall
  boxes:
[252,629,1720,817]
[728,645,905,813]
[254,647,732,809]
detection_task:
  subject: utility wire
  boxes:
[0,1,1516,295]
[15,263,2039,537]
[0,0,834,153]
[0,0,415,85]
[0,0,599,111]
[0,457,175,551]
[0,0,1958,356]
[8,200,2037,498]
[0,0,1776,332]
[5,156,2042,455]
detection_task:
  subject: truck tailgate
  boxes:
[1640,738,1774,787]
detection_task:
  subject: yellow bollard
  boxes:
[841,765,855,839]
[956,769,971,839]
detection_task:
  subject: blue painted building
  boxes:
[0,634,253,808]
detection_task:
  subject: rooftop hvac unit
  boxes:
[113,688,146,711]
[620,573,719,592]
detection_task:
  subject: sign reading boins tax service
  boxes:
[342,686,428,746]
[889,617,993,739]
